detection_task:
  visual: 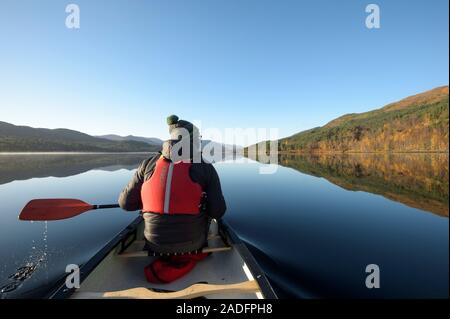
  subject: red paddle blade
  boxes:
[19,199,95,221]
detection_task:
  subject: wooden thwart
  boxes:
[72,280,260,299]
[133,234,221,245]
[119,246,232,258]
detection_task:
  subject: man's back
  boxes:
[119,154,226,253]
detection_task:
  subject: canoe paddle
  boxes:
[19,199,120,221]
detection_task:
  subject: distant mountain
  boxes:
[0,122,161,152]
[202,140,242,152]
[249,86,449,153]
[98,135,240,154]
[96,134,163,146]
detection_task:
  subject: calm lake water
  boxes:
[0,153,448,298]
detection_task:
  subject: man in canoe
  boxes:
[118,115,227,257]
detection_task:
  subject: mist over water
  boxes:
[0,153,448,298]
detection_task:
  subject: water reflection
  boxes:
[0,153,153,185]
[276,153,449,217]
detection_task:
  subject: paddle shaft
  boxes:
[94,204,120,209]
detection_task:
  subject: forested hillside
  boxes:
[252,86,449,153]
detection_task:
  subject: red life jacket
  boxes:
[141,157,203,215]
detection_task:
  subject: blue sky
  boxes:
[0,0,448,143]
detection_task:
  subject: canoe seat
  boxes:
[119,231,231,258]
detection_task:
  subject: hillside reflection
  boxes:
[0,153,153,186]
[278,153,449,217]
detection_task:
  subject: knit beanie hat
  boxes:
[166,115,199,141]
[165,115,201,161]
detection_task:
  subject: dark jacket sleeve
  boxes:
[118,156,156,211]
[203,164,227,219]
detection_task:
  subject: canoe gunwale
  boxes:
[48,216,143,299]
[219,220,278,299]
